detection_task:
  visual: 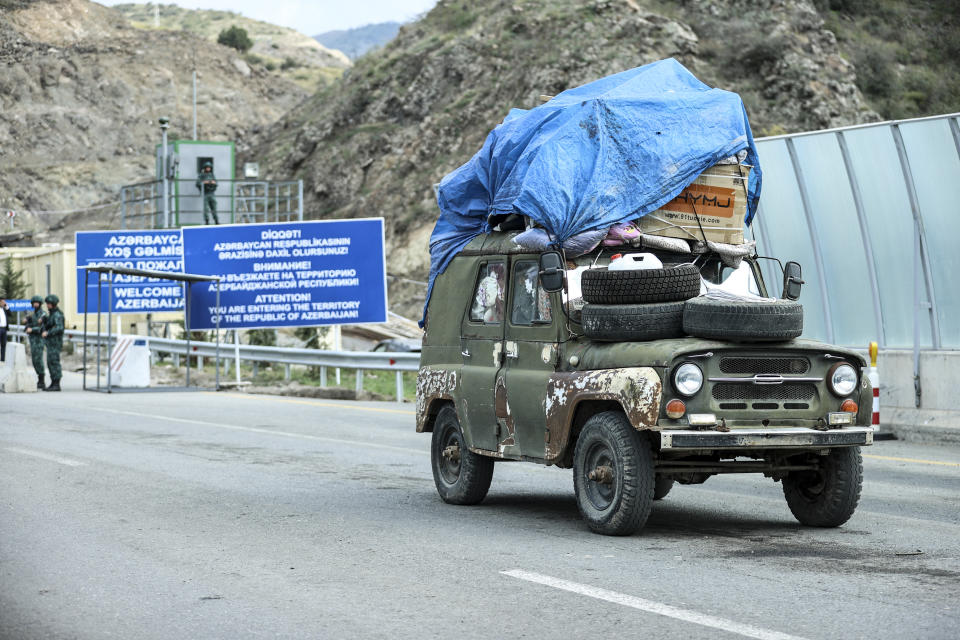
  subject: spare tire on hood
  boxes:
[683,297,803,342]
[582,301,686,342]
[581,264,701,304]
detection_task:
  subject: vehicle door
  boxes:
[500,257,561,461]
[458,260,506,452]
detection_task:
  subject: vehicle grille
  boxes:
[712,383,817,401]
[719,356,810,375]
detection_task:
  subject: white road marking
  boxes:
[5,447,87,467]
[502,569,808,640]
[91,407,427,456]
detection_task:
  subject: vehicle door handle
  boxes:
[505,341,518,359]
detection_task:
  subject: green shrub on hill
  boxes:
[217,25,253,53]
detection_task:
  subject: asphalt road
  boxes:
[2,378,959,639]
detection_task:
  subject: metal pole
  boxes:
[107,268,114,393]
[913,224,922,408]
[297,179,303,221]
[234,328,241,385]
[836,131,885,347]
[83,269,89,390]
[185,282,191,388]
[161,120,170,229]
[785,138,835,344]
[121,188,127,230]
[355,369,363,394]
[891,124,941,349]
[395,370,403,403]
[96,273,102,390]
[192,71,198,141]
[215,280,220,391]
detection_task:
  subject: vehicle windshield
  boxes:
[699,258,763,297]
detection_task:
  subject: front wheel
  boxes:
[573,411,655,536]
[431,405,494,505]
[653,477,674,501]
[783,447,863,527]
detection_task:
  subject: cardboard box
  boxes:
[639,164,751,245]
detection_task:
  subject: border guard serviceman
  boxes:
[195,162,220,225]
[24,295,47,389]
[41,294,64,392]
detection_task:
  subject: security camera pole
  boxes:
[159,117,170,228]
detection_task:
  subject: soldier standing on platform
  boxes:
[195,162,220,225]
[24,295,46,389]
[41,294,64,392]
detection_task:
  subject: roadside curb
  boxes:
[885,408,960,446]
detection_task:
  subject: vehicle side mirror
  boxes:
[782,261,804,300]
[539,251,565,293]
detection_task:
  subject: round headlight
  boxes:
[829,363,858,396]
[673,363,703,397]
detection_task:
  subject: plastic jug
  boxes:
[608,252,663,271]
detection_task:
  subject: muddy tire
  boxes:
[573,411,654,536]
[653,477,674,501]
[683,297,803,342]
[783,447,862,527]
[581,264,701,304]
[431,405,494,505]
[582,301,686,341]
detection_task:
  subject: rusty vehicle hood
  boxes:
[569,337,867,372]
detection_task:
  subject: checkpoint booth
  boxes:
[80,263,222,393]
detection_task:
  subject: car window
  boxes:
[469,262,505,324]
[511,261,552,325]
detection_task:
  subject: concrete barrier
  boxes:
[0,342,38,393]
[871,350,960,444]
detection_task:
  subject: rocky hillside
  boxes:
[252,0,879,318]
[0,0,307,243]
[314,22,402,60]
[113,3,351,91]
[812,0,959,121]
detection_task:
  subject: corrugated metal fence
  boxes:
[751,112,960,352]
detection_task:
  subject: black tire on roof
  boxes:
[582,301,686,341]
[581,263,702,304]
[683,297,803,342]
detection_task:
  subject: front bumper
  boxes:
[659,426,873,450]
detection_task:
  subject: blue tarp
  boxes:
[423,58,762,324]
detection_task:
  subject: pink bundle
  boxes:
[602,221,642,246]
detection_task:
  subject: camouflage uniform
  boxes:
[24,295,46,388]
[42,294,65,391]
[195,164,219,225]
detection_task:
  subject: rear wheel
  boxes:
[783,447,862,527]
[431,405,494,505]
[573,411,654,535]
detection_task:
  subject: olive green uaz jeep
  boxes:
[416,232,873,535]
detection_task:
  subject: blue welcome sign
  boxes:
[5,299,32,312]
[181,219,387,330]
[75,230,184,313]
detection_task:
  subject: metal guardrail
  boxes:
[10,327,420,401]
[120,178,304,229]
